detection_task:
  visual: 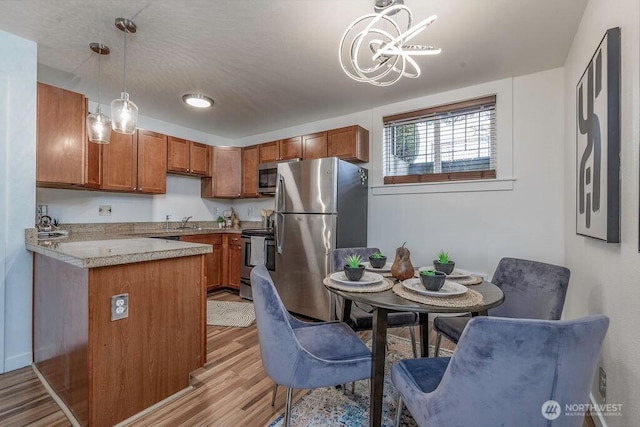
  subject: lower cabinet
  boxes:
[181,233,240,291]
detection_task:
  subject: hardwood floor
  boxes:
[0,291,591,426]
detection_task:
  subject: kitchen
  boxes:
[0,0,639,426]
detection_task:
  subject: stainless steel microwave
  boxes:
[257,159,299,194]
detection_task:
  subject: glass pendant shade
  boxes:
[111,92,138,134]
[87,105,112,143]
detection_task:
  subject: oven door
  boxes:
[240,236,275,300]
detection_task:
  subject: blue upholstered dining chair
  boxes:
[392,315,609,427]
[332,247,419,358]
[433,257,570,356]
[250,264,372,427]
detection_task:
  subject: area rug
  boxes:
[206,301,256,327]
[268,336,454,427]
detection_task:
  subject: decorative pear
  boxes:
[391,242,414,281]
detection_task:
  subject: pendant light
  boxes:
[111,17,138,134]
[87,43,112,144]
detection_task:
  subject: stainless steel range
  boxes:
[239,228,275,300]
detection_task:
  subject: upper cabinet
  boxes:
[242,145,260,198]
[327,125,369,163]
[302,131,328,160]
[167,136,211,177]
[102,130,167,194]
[202,146,242,199]
[259,137,302,163]
[36,83,101,188]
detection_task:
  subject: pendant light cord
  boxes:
[123,28,127,94]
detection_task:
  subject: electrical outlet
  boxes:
[99,205,112,216]
[111,293,129,321]
[599,366,606,402]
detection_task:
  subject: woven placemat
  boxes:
[323,277,394,293]
[451,275,483,286]
[392,283,484,308]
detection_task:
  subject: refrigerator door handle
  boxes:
[275,174,285,213]
[275,212,285,254]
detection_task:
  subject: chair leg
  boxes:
[408,326,417,358]
[284,387,293,427]
[271,383,278,407]
[395,396,403,427]
[434,332,442,357]
[351,381,355,394]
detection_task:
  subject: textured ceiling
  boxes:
[0,0,587,139]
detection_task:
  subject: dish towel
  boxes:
[250,236,266,266]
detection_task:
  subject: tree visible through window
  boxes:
[384,95,497,184]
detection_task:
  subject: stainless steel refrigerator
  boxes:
[273,157,368,320]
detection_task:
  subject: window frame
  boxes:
[383,95,497,185]
[370,78,514,195]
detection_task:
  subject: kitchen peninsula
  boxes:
[27,234,212,427]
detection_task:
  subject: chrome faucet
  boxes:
[180,216,193,228]
[165,214,171,230]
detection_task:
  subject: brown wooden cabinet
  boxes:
[328,125,369,163]
[258,137,302,163]
[36,82,101,188]
[181,233,240,291]
[33,253,204,427]
[167,136,211,177]
[181,234,223,291]
[102,130,167,193]
[302,131,328,160]
[259,140,279,163]
[227,234,242,289]
[201,146,242,198]
[242,145,260,197]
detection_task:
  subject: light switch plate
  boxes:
[111,293,129,321]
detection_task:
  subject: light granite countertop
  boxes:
[25,221,268,268]
[26,237,213,269]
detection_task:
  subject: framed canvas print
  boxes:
[576,27,621,243]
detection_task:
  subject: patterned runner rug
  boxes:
[268,336,453,426]
[206,301,256,327]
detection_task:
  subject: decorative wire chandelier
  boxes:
[339,0,441,86]
[111,17,139,134]
[87,42,112,144]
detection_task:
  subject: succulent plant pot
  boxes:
[368,255,387,269]
[420,271,447,291]
[433,260,455,275]
[343,265,365,281]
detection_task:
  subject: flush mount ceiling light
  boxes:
[182,93,214,108]
[339,0,441,86]
[111,17,138,134]
[87,42,112,144]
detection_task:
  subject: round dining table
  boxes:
[325,278,504,427]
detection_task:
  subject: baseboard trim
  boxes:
[32,363,81,427]
[4,352,32,373]
[589,392,608,427]
[113,385,194,427]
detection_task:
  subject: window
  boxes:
[383,95,497,184]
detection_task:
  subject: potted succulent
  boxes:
[217,215,225,229]
[344,254,365,281]
[433,250,455,275]
[368,252,387,269]
[420,269,447,291]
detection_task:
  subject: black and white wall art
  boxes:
[576,27,621,243]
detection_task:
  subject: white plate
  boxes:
[402,278,468,297]
[363,261,392,272]
[419,266,472,279]
[330,271,384,286]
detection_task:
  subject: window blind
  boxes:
[383,95,497,184]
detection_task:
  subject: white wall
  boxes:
[563,0,639,425]
[0,30,37,372]
[236,70,566,277]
